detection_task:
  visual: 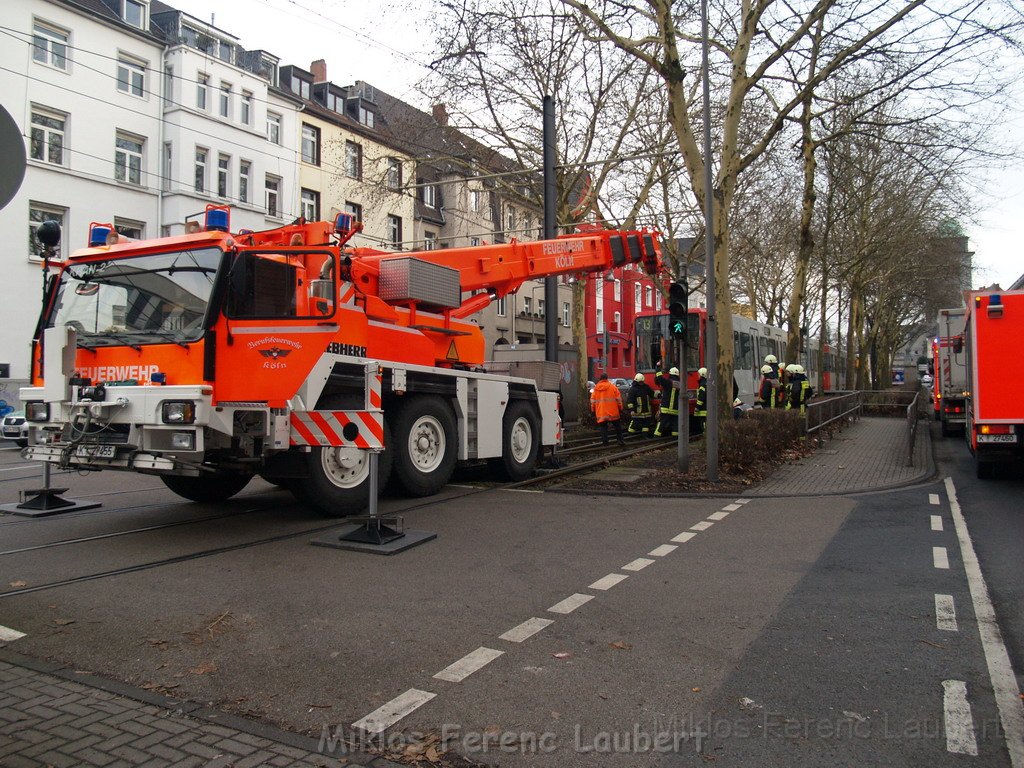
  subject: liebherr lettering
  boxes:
[326,342,368,357]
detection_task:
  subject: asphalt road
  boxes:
[0,429,1020,767]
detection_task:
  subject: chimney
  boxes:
[310,59,327,84]
[432,103,448,126]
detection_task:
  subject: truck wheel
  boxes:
[161,473,252,503]
[290,421,393,517]
[487,400,540,481]
[390,395,457,497]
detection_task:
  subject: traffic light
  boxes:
[669,280,688,340]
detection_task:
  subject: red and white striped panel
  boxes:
[367,371,382,410]
[338,281,357,307]
[289,410,384,449]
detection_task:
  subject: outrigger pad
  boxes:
[310,515,436,556]
[1,488,101,517]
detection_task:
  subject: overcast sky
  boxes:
[170,0,1024,291]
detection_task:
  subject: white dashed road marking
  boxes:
[943,680,978,756]
[621,558,655,572]
[504,488,543,493]
[499,618,553,643]
[931,515,943,532]
[648,544,678,557]
[935,594,958,632]
[946,477,1024,767]
[589,573,628,591]
[548,593,594,614]
[434,647,504,683]
[929,493,940,505]
[708,511,730,521]
[690,521,714,531]
[0,625,26,643]
[933,547,949,569]
[352,689,436,734]
[671,532,697,543]
[722,503,742,511]
[734,499,750,504]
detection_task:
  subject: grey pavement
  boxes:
[746,415,932,496]
[0,656,390,768]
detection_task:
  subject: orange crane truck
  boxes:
[20,207,661,513]
[962,289,1024,478]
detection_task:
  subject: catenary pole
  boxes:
[701,0,719,480]
[543,95,558,363]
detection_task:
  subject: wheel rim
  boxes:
[509,416,533,464]
[319,446,369,488]
[407,414,446,473]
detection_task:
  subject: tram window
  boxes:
[739,332,753,369]
[781,341,788,362]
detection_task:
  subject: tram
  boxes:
[634,308,845,405]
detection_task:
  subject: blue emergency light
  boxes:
[88,223,113,247]
[334,212,355,234]
[988,293,1003,319]
[204,205,230,232]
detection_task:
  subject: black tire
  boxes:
[487,400,540,481]
[15,439,27,448]
[390,395,457,497]
[161,472,252,503]
[290,418,393,517]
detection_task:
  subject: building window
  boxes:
[218,39,233,64]
[645,285,652,307]
[29,109,65,166]
[265,175,281,217]
[523,297,532,315]
[117,56,145,97]
[163,65,173,104]
[497,296,507,316]
[238,160,251,203]
[115,133,144,185]
[345,141,362,179]
[635,283,641,309]
[162,142,171,191]
[562,302,570,327]
[267,112,281,144]
[387,215,402,248]
[421,182,437,208]
[219,82,231,118]
[291,75,310,100]
[505,205,516,231]
[194,147,207,193]
[301,123,320,165]
[423,231,437,250]
[114,217,144,239]
[217,154,230,198]
[656,293,662,311]
[359,106,374,127]
[196,73,208,110]
[240,91,252,125]
[344,201,363,222]
[539,300,545,318]
[613,311,621,332]
[123,0,145,28]
[32,23,68,70]
[613,278,621,301]
[387,158,402,191]
[301,188,319,221]
[29,203,67,260]
[470,237,480,247]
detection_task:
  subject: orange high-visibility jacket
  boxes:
[590,379,623,423]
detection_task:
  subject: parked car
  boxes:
[1,411,28,448]
[612,378,632,398]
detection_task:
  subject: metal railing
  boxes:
[905,391,921,467]
[805,390,864,436]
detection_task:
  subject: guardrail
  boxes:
[805,390,864,436]
[905,390,920,467]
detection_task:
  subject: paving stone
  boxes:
[214,737,259,756]
[74,746,118,766]
[180,741,226,760]
[232,749,280,768]
[35,750,81,768]
[1,753,46,768]
[166,758,206,768]
[147,743,188,762]
[111,743,154,763]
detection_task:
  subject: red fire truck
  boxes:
[962,289,1024,478]
[933,307,967,437]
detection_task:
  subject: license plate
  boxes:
[75,444,117,458]
[977,434,1016,443]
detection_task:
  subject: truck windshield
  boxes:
[46,247,222,346]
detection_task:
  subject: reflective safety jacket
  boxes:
[590,379,623,423]
[625,380,655,418]
[694,377,708,418]
[786,374,813,414]
[654,372,680,415]
[759,375,781,408]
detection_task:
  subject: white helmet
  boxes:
[697,367,708,377]
[669,367,679,376]
[634,373,645,383]
[733,398,743,407]
[764,354,777,364]
[760,364,773,374]
[790,364,804,374]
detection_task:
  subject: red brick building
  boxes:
[584,265,663,381]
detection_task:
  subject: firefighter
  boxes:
[764,354,779,378]
[785,364,814,414]
[590,373,625,446]
[777,362,789,408]
[733,397,745,419]
[653,366,681,437]
[625,373,656,436]
[758,364,781,408]
[694,367,708,434]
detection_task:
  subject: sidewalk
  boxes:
[0,653,393,768]
[745,416,932,496]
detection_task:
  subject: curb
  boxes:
[0,648,401,768]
